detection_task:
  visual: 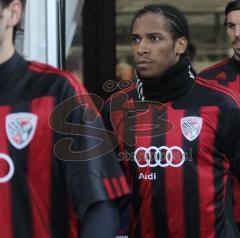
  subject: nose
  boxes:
[137,40,149,55]
[235,25,240,38]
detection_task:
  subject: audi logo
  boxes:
[0,153,15,183]
[134,146,185,168]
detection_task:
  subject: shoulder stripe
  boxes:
[30,61,82,91]
[29,63,100,116]
[200,59,229,74]
[28,63,82,95]
[196,77,240,107]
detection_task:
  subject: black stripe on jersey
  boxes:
[50,133,70,238]
[213,110,233,237]
[0,58,28,106]
[151,110,169,237]
[183,109,200,238]
[10,102,33,238]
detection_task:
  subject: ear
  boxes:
[175,36,188,56]
[6,0,22,28]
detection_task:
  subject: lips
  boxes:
[136,59,152,69]
[234,43,240,47]
[233,40,240,46]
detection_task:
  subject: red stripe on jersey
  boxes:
[135,108,155,237]
[197,107,219,238]
[28,96,54,238]
[119,176,130,195]
[68,203,78,238]
[165,107,185,238]
[0,106,13,238]
[228,75,240,95]
[103,178,116,199]
[111,177,123,197]
[200,59,229,74]
[221,154,230,222]
[196,77,240,107]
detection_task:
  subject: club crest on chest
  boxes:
[6,113,38,149]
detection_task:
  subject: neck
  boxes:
[0,45,14,64]
[0,33,15,64]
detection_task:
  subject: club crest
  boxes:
[180,116,203,141]
[6,113,38,149]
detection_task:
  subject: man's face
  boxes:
[226,10,240,61]
[131,13,181,79]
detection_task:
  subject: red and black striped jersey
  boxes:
[0,53,129,238]
[103,76,240,238]
[199,57,240,93]
[199,57,240,225]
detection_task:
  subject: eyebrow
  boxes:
[226,21,235,24]
[226,20,240,25]
[147,32,163,35]
[131,32,163,36]
[147,32,164,37]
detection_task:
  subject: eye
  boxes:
[150,35,161,41]
[131,36,140,44]
[226,22,235,29]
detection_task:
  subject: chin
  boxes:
[138,71,155,79]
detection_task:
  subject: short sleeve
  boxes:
[49,74,129,218]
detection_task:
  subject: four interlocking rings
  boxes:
[134,146,185,168]
[0,146,184,184]
[0,153,15,183]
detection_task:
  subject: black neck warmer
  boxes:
[136,57,195,102]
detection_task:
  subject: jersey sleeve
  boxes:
[50,73,129,218]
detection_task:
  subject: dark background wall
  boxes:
[82,0,116,100]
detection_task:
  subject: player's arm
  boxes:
[63,102,128,236]
[80,201,119,238]
[50,77,129,235]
